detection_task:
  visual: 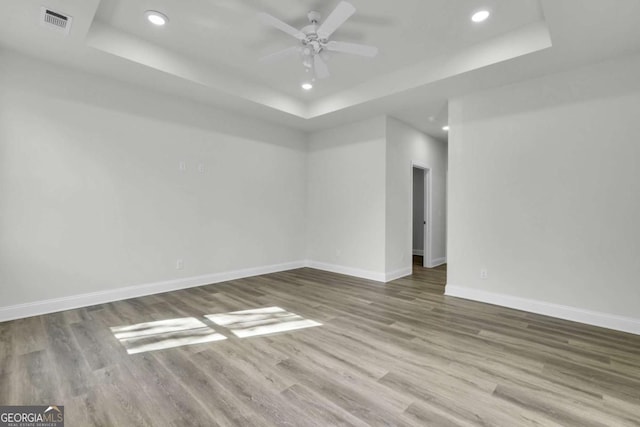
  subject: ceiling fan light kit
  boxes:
[259,1,379,84]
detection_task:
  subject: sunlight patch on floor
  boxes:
[110,317,226,354]
[206,306,322,338]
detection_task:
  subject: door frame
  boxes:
[411,163,433,268]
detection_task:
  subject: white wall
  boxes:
[447,53,640,332]
[306,117,387,280]
[386,117,448,275]
[412,168,424,253]
[0,52,307,310]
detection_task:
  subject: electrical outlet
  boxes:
[480,268,488,280]
[176,259,184,270]
[197,163,205,173]
[178,161,187,172]
[336,249,342,257]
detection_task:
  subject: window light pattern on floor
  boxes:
[206,306,322,338]
[110,317,226,354]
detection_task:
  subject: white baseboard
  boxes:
[412,250,424,256]
[445,285,640,336]
[0,261,306,323]
[305,261,386,283]
[385,267,412,282]
[429,257,447,267]
[1,259,420,323]
[304,261,411,283]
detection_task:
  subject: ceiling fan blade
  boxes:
[258,12,306,41]
[326,41,378,57]
[314,55,330,79]
[259,46,301,63]
[317,1,356,40]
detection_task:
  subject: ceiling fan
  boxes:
[258,1,379,80]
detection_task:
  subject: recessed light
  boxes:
[145,10,168,26]
[471,10,490,23]
[301,83,313,91]
[442,126,450,131]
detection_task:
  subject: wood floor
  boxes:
[2,261,640,426]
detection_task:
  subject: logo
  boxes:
[0,405,64,427]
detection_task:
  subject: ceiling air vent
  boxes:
[40,7,72,35]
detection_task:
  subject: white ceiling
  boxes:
[93,0,544,99]
[2,0,640,140]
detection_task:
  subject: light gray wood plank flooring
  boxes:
[1,262,639,426]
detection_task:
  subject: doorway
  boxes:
[412,166,431,268]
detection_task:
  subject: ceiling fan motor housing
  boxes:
[301,12,327,57]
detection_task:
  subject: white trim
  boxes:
[411,163,433,268]
[424,168,433,268]
[0,261,306,323]
[430,257,447,267]
[412,250,424,256]
[385,267,412,282]
[445,285,640,336]
[305,261,410,283]
[305,260,386,283]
